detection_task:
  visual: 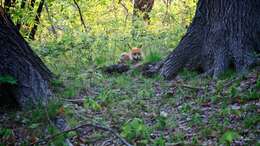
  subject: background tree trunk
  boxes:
[132,0,154,23]
[161,0,260,79]
[29,0,45,40]
[3,0,11,12]
[44,2,57,37]
[132,0,154,38]
[0,6,52,108]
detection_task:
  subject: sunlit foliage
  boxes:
[8,0,198,75]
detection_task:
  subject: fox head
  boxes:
[131,48,143,62]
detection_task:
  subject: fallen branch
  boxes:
[181,84,205,90]
[164,83,205,90]
[61,98,85,105]
[33,122,132,146]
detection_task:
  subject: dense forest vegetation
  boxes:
[0,0,259,145]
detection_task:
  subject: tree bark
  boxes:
[0,6,53,108]
[132,0,154,23]
[160,0,260,79]
[29,0,45,40]
[132,0,154,38]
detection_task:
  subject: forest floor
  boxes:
[0,66,260,146]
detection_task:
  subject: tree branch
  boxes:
[29,0,45,40]
[73,0,88,32]
[34,122,132,146]
[44,2,57,37]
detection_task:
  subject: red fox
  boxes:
[119,48,143,64]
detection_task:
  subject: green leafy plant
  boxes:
[145,50,162,63]
[229,86,238,97]
[220,131,240,145]
[0,75,17,85]
[179,69,198,80]
[153,137,166,146]
[244,115,260,128]
[210,95,219,103]
[155,116,167,130]
[121,118,151,142]
[256,76,260,89]
[242,88,260,101]
[219,69,236,80]
[96,90,114,106]
[0,128,13,137]
[84,97,102,111]
[47,126,67,146]
[30,101,63,123]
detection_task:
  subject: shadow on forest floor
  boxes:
[0,67,259,145]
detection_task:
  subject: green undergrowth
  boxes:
[1,68,259,145]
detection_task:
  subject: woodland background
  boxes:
[6,0,196,73]
[0,0,259,146]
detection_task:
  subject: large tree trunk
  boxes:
[160,0,260,79]
[0,6,52,109]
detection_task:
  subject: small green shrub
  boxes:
[153,137,166,146]
[242,89,260,101]
[145,50,162,63]
[229,86,238,97]
[83,97,101,111]
[219,70,236,80]
[121,118,151,142]
[96,90,114,106]
[155,116,167,130]
[256,76,260,89]
[219,131,240,145]
[179,69,198,80]
[30,101,63,123]
[244,115,260,128]
[0,128,13,138]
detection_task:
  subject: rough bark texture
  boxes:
[133,0,154,23]
[161,0,260,79]
[132,0,154,38]
[0,7,53,108]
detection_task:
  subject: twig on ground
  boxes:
[163,83,205,90]
[62,98,85,104]
[223,77,241,88]
[181,84,205,90]
[33,122,132,146]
